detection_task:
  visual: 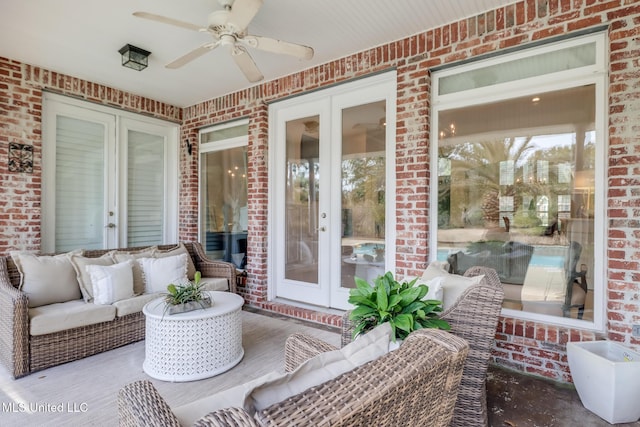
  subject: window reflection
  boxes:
[437,86,595,320]
[200,145,248,269]
[340,101,386,288]
[284,116,320,284]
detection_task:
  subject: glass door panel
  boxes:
[340,101,387,288]
[285,116,320,284]
[126,130,165,247]
[54,116,108,251]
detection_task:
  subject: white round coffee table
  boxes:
[142,291,244,382]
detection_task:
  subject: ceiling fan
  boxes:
[133,0,314,82]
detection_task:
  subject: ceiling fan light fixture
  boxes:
[119,44,151,71]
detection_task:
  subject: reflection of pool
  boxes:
[352,242,385,257]
[437,248,564,268]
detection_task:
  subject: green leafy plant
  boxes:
[348,271,450,341]
[164,271,211,310]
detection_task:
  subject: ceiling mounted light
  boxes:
[118,44,150,71]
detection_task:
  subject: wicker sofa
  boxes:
[342,265,504,427]
[0,241,236,378]
[118,328,469,427]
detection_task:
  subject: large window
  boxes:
[432,33,606,328]
[199,120,249,269]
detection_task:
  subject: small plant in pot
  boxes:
[164,271,212,315]
[348,271,450,342]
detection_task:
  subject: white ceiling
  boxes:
[0,0,515,107]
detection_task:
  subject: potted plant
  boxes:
[164,271,212,315]
[348,271,450,341]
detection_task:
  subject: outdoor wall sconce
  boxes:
[118,44,151,71]
[185,138,193,156]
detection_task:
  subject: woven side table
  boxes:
[142,291,244,382]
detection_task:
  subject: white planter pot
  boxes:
[567,340,640,424]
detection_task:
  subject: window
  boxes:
[432,33,606,328]
[199,120,249,269]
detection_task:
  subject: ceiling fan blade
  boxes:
[133,12,203,32]
[166,43,219,69]
[231,45,264,82]
[243,35,314,60]
[227,0,263,32]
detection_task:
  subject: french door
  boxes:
[42,94,179,252]
[269,72,396,309]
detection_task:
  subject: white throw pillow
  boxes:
[247,322,392,413]
[421,262,484,310]
[68,252,115,302]
[137,253,189,294]
[155,243,196,280]
[111,246,157,295]
[87,260,135,305]
[10,250,83,308]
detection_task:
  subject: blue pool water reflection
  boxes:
[353,242,385,256]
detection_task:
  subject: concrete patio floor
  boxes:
[486,365,640,426]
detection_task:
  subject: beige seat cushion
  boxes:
[111,247,157,295]
[10,250,83,308]
[248,322,392,412]
[173,372,284,426]
[69,252,115,302]
[421,262,484,310]
[155,243,196,280]
[173,322,392,426]
[112,293,163,317]
[200,278,229,292]
[29,300,116,336]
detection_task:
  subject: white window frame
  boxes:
[430,33,607,331]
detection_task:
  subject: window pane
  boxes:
[282,116,320,284]
[201,123,249,143]
[200,145,248,269]
[127,130,165,247]
[55,116,105,251]
[439,42,596,95]
[340,101,387,288]
[437,85,595,320]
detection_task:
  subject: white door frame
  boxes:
[329,78,397,310]
[42,93,179,251]
[268,71,397,309]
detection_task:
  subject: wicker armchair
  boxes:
[341,266,504,427]
[118,328,469,427]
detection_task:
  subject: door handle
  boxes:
[106,223,116,228]
[317,226,326,232]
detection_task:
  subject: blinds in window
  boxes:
[55,116,106,251]
[127,130,165,246]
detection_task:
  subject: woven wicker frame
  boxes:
[0,242,236,378]
[341,266,504,427]
[118,328,469,427]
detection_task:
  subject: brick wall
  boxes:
[181,0,640,382]
[1,0,639,383]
